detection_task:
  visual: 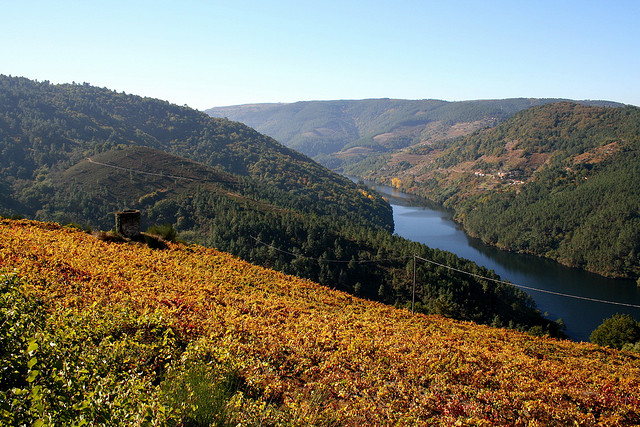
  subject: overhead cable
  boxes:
[414,255,640,309]
[252,236,640,309]
[250,236,410,263]
[86,157,237,184]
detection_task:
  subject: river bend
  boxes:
[374,184,640,342]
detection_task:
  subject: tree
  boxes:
[590,314,640,349]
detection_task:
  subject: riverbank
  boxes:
[365,182,640,342]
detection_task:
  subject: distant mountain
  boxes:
[367,102,640,278]
[0,75,564,334]
[205,98,624,170]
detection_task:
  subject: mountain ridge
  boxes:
[205,97,624,167]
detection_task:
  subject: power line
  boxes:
[252,236,640,310]
[414,255,640,309]
[85,157,237,185]
[250,236,410,263]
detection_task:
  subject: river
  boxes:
[371,183,640,342]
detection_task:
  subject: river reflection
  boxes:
[373,184,640,342]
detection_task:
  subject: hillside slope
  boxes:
[1,219,639,425]
[368,102,640,278]
[205,98,623,170]
[0,75,391,231]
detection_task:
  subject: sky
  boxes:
[4,0,639,110]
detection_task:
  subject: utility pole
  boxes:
[412,254,416,314]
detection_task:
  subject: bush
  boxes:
[623,341,640,353]
[0,272,181,425]
[161,361,241,426]
[590,313,640,349]
[146,224,178,242]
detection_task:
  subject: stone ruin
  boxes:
[114,209,141,238]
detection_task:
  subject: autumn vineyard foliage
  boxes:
[1,219,640,426]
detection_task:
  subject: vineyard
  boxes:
[1,218,640,425]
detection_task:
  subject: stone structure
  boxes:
[115,210,141,238]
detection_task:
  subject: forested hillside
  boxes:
[366,102,640,278]
[0,75,391,230]
[206,98,622,171]
[0,75,561,334]
[2,220,639,425]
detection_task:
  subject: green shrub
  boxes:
[161,363,241,426]
[146,224,178,242]
[590,313,640,349]
[0,272,182,426]
[622,341,640,352]
[158,338,287,427]
[64,222,92,233]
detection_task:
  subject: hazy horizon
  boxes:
[4,1,639,110]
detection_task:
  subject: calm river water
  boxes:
[372,184,640,342]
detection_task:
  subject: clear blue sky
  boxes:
[4,0,639,109]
